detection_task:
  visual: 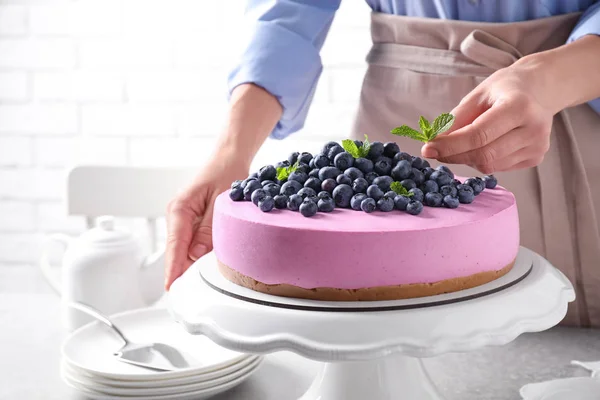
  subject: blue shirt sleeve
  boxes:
[228,0,341,139]
[568,1,600,113]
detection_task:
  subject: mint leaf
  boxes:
[390,181,414,197]
[430,113,455,140]
[391,125,428,142]
[358,134,371,158]
[419,116,430,135]
[276,161,299,181]
[342,139,360,158]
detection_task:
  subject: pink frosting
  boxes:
[212,186,519,289]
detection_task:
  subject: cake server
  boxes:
[69,302,190,372]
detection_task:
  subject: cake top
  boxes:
[216,185,515,233]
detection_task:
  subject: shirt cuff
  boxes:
[228,21,324,140]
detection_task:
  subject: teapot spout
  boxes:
[140,247,166,305]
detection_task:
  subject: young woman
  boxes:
[165,1,600,327]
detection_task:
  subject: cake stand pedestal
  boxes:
[168,248,575,400]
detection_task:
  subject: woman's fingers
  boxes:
[188,195,216,261]
[422,101,522,159]
[165,197,198,290]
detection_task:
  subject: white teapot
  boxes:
[40,216,166,331]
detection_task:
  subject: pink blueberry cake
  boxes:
[212,182,519,301]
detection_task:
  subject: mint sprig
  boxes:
[391,113,455,143]
[341,134,371,158]
[276,161,299,181]
[390,181,413,197]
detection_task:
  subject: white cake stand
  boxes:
[168,247,575,400]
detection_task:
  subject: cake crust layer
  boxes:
[218,260,515,301]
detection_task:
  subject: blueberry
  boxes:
[365,172,379,184]
[257,165,276,182]
[483,175,498,189]
[249,172,259,179]
[409,188,424,202]
[241,177,257,189]
[421,180,439,194]
[263,183,280,197]
[354,158,374,174]
[258,196,275,212]
[385,190,397,198]
[336,174,352,185]
[318,191,332,200]
[366,184,384,201]
[243,180,263,201]
[374,157,393,176]
[298,187,317,199]
[367,141,384,160]
[276,160,290,169]
[391,160,412,181]
[308,169,320,178]
[425,192,443,207]
[231,180,242,189]
[430,170,452,186]
[321,141,339,155]
[457,184,475,204]
[327,145,344,161]
[298,152,313,165]
[332,184,354,208]
[465,178,484,195]
[344,167,364,181]
[394,195,410,211]
[321,178,337,193]
[436,165,454,178]
[443,195,459,209]
[406,200,424,215]
[474,177,486,194]
[314,154,330,169]
[309,158,315,169]
[377,195,395,212]
[288,171,308,185]
[300,199,318,217]
[295,163,310,174]
[383,142,400,158]
[393,152,413,164]
[251,189,267,206]
[400,179,416,190]
[440,185,458,197]
[287,194,303,211]
[280,180,303,196]
[410,168,425,185]
[304,177,322,192]
[423,167,435,180]
[274,194,288,209]
[451,179,462,187]
[261,180,275,186]
[351,193,368,210]
[318,166,341,182]
[288,152,299,165]
[318,197,335,212]
[352,177,369,193]
[373,176,393,191]
[361,197,377,213]
[229,187,244,201]
[354,140,363,148]
[411,157,425,169]
[422,159,431,168]
[334,152,354,171]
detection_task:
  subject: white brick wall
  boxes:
[0,0,371,267]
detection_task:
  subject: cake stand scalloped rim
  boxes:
[168,247,575,362]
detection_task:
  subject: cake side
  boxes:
[212,186,519,291]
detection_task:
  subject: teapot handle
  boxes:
[39,233,71,295]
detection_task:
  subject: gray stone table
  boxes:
[1,266,599,400]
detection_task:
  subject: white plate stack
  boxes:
[60,308,262,400]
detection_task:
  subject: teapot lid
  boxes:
[79,216,134,245]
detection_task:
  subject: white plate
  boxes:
[520,377,600,400]
[62,357,263,396]
[62,355,260,388]
[62,308,249,381]
[62,361,262,400]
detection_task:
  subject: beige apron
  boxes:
[352,12,600,327]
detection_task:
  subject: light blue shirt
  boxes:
[228,0,600,139]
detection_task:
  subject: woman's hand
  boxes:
[421,57,553,174]
[164,151,249,290]
[421,35,600,174]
